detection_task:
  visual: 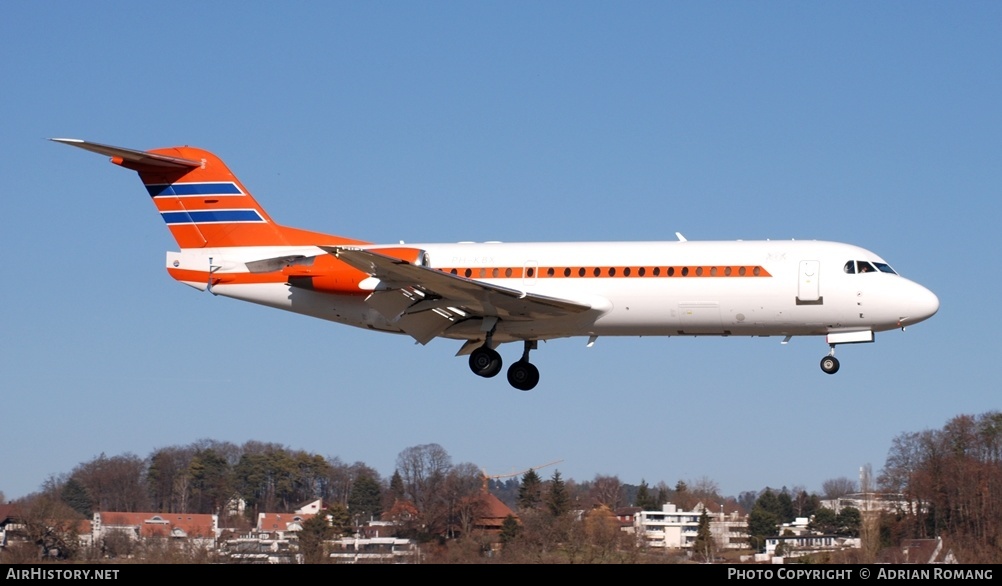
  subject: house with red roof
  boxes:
[92,511,219,552]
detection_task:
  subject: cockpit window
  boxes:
[846,260,896,275]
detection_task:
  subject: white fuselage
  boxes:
[173,239,940,345]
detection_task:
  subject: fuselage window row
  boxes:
[442,265,769,278]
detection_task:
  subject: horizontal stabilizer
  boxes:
[51,138,201,169]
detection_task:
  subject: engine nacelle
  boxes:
[284,247,428,294]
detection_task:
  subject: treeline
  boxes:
[21,439,744,526]
[6,411,1000,562]
[878,411,1002,563]
[48,439,385,523]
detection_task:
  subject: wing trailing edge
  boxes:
[323,246,597,344]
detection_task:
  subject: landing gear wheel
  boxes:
[469,347,502,378]
[507,360,540,391]
[820,355,840,375]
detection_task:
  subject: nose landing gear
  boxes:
[820,350,840,374]
[819,331,874,374]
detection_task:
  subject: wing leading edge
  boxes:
[322,246,595,344]
[50,138,202,170]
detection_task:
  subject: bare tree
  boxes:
[72,453,148,512]
[443,462,487,538]
[588,474,623,510]
[395,443,452,513]
[821,476,857,500]
[11,492,85,560]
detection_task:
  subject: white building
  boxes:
[765,534,860,558]
[633,502,747,550]
[328,536,418,563]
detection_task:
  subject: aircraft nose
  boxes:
[901,282,939,326]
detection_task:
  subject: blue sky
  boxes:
[2,2,999,501]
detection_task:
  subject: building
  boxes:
[92,511,219,556]
[633,502,747,551]
[328,536,418,563]
[765,534,860,558]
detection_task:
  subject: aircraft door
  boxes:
[679,303,723,334]
[797,260,822,305]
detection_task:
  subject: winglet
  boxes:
[50,138,201,170]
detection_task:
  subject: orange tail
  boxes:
[53,139,366,249]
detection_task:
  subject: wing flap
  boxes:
[323,246,593,321]
[394,310,457,345]
[366,289,423,322]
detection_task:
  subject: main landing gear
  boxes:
[469,345,502,378]
[468,340,540,391]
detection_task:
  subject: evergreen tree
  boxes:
[656,484,670,508]
[836,506,861,537]
[348,474,383,523]
[60,477,93,517]
[326,503,353,536]
[499,514,521,547]
[693,509,714,562]
[809,507,838,534]
[674,479,693,509]
[517,469,542,510]
[634,479,657,510]
[389,470,405,501]
[776,488,795,523]
[545,470,570,517]
[189,448,231,515]
[298,514,333,564]
[747,507,778,553]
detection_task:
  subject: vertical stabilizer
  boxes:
[52,139,367,249]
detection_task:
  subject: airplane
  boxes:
[53,138,940,391]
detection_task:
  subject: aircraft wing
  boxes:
[321,246,593,344]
